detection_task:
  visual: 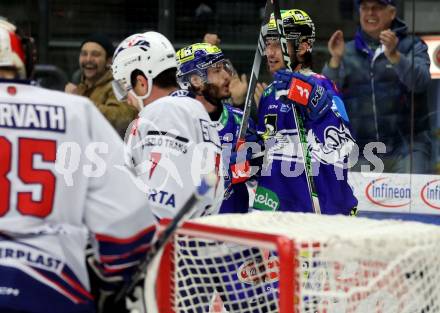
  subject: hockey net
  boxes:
[144,212,440,313]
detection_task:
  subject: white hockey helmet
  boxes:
[0,18,17,32]
[111,31,177,104]
[0,26,27,78]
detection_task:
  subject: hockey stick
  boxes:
[271,0,321,214]
[236,0,272,148]
[115,174,218,302]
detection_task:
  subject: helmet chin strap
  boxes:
[128,90,144,112]
[129,77,153,111]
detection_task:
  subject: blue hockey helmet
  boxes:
[176,43,235,89]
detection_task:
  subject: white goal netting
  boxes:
[146,212,440,313]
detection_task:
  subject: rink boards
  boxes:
[350,171,440,225]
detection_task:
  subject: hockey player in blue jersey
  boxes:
[176,43,260,214]
[254,9,358,215]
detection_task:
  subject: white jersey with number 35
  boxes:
[0,80,156,313]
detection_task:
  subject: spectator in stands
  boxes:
[322,0,432,173]
[65,33,137,138]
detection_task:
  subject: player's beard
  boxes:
[295,51,313,69]
[202,83,229,108]
[286,40,313,71]
[292,39,313,70]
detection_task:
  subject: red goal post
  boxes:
[144,212,440,313]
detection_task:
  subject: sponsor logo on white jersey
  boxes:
[0,242,63,273]
[147,189,176,208]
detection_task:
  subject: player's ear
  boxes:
[135,74,149,94]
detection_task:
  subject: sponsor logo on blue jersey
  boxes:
[253,186,280,211]
[280,103,291,113]
[262,85,274,97]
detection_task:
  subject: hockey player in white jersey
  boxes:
[0,24,157,313]
[112,31,224,221]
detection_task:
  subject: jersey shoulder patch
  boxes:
[262,84,274,98]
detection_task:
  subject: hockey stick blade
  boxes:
[115,173,217,302]
[271,0,321,214]
[236,0,272,147]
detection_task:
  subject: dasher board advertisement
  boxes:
[349,171,440,215]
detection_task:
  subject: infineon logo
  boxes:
[420,179,440,210]
[365,177,411,208]
[434,44,440,69]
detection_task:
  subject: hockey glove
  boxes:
[126,286,146,313]
[87,254,128,313]
[226,130,264,185]
[273,69,331,120]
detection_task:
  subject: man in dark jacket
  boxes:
[322,0,431,173]
[65,33,137,138]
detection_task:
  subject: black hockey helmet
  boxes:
[266,9,316,51]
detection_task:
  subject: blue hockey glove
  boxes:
[273,69,332,120]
